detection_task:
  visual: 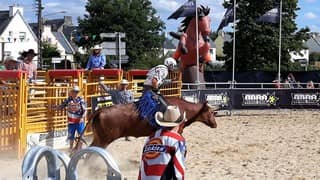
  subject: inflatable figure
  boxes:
[169,4,212,87]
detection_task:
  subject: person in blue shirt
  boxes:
[85,45,106,70]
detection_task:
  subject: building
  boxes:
[41,24,75,62]
[30,16,78,67]
[0,5,38,63]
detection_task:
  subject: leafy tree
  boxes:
[223,0,309,72]
[74,52,90,68]
[309,52,320,64]
[42,41,61,66]
[78,0,165,69]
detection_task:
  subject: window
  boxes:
[19,32,26,42]
[8,31,13,36]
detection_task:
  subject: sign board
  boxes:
[100,33,126,38]
[101,42,126,49]
[27,130,68,150]
[291,93,320,106]
[51,57,63,63]
[110,59,129,64]
[92,96,114,111]
[182,89,320,110]
[101,49,126,56]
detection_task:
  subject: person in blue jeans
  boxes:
[56,86,87,150]
[85,44,106,70]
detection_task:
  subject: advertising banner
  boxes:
[91,96,114,111]
[199,90,231,110]
[289,89,320,108]
[27,130,68,150]
[182,89,320,110]
[181,90,200,103]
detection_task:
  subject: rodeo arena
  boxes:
[1,0,320,180]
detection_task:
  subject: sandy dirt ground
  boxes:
[1,109,320,180]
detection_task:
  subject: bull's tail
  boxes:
[73,109,103,150]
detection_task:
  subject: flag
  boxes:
[217,6,234,31]
[168,0,196,19]
[257,6,280,24]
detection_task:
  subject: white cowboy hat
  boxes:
[92,44,102,50]
[120,79,129,85]
[72,86,80,92]
[155,106,186,127]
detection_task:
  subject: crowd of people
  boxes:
[0,49,38,84]
[273,73,317,89]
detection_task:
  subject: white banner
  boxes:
[27,130,69,150]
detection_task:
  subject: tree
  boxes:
[78,0,165,69]
[42,41,61,66]
[309,52,320,64]
[223,0,309,72]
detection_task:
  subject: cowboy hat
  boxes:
[120,79,129,85]
[4,56,20,63]
[72,86,80,92]
[92,44,102,50]
[26,49,38,56]
[155,106,186,127]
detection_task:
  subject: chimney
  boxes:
[63,16,73,26]
[9,4,23,17]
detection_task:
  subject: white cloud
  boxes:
[151,0,180,12]
[304,12,317,20]
[44,2,60,8]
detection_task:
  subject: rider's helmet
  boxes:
[164,57,177,71]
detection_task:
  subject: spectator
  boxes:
[55,86,87,150]
[21,49,38,83]
[307,80,315,89]
[282,79,291,88]
[99,78,134,141]
[296,81,303,88]
[100,78,134,105]
[272,79,281,89]
[85,45,106,70]
[0,56,21,70]
[0,56,21,84]
[287,73,297,88]
[138,105,187,180]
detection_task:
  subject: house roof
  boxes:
[44,19,65,31]
[0,10,37,41]
[0,10,12,35]
[52,31,74,54]
[62,26,79,51]
[305,35,320,53]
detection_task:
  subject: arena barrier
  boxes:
[0,71,27,157]
[0,69,182,158]
[182,88,320,110]
[22,146,121,180]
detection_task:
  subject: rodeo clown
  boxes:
[138,105,187,180]
[56,86,87,150]
[137,57,178,128]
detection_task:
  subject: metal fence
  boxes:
[0,69,182,158]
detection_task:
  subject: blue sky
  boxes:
[0,0,319,32]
